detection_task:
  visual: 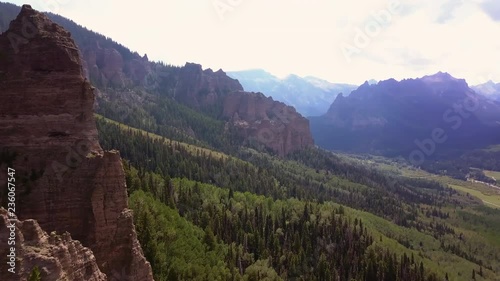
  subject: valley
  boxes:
[1,2,500,281]
[97,113,500,280]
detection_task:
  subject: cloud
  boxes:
[435,0,464,23]
[480,0,500,21]
[4,0,500,84]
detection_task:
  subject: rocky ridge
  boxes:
[223,91,314,156]
[310,72,500,155]
[0,3,314,157]
[174,62,244,108]
[170,63,313,155]
[172,63,314,155]
[0,5,153,280]
[82,40,152,89]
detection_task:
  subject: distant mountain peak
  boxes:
[421,71,458,82]
[284,73,302,80]
[311,70,500,160]
[472,80,500,101]
[227,69,358,116]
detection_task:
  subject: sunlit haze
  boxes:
[5,0,500,85]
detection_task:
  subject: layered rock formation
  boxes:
[223,91,314,156]
[0,5,153,280]
[0,209,107,281]
[171,63,314,155]
[82,41,151,88]
[174,62,243,108]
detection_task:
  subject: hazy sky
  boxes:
[5,0,500,84]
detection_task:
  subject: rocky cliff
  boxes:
[0,208,107,281]
[0,4,313,158]
[0,5,153,280]
[174,62,243,108]
[170,63,314,155]
[82,41,152,89]
[223,91,314,156]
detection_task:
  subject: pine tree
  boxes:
[28,266,41,281]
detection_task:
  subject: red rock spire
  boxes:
[0,5,154,280]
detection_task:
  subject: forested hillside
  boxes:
[96,116,500,280]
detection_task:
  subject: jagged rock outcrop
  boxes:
[0,5,153,281]
[83,42,125,88]
[0,208,107,281]
[172,63,313,155]
[223,91,314,156]
[174,62,243,108]
[82,41,151,88]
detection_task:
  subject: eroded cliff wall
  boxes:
[0,5,153,280]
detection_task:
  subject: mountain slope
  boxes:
[97,115,500,280]
[228,69,357,116]
[310,72,500,167]
[472,80,500,101]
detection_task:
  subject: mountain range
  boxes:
[310,72,500,172]
[228,69,357,117]
[1,3,500,281]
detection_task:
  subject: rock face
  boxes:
[0,209,107,281]
[223,91,314,156]
[82,41,151,88]
[174,62,243,108]
[172,63,314,155]
[0,5,153,281]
